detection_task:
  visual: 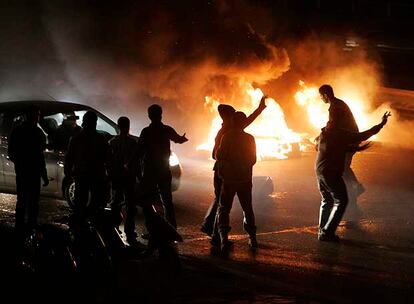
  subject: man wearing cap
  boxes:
[54,113,82,151]
[201,96,266,239]
[215,111,258,251]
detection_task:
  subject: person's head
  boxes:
[82,111,97,131]
[148,104,162,122]
[232,111,247,130]
[25,105,40,125]
[63,113,79,126]
[319,84,335,104]
[218,104,236,123]
[117,116,130,135]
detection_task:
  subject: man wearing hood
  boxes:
[201,96,266,239]
[216,111,258,251]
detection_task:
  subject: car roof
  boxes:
[0,100,93,116]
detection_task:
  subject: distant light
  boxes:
[345,39,359,48]
[169,152,180,167]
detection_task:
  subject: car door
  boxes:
[3,111,21,190]
[0,112,8,187]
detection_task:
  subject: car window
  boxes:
[41,110,117,151]
[74,111,117,135]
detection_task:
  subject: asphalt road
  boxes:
[0,144,413,303]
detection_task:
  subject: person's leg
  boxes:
[159,171,176,228]
[343,152,363,222]
[217,182,236,248]
[89,178,110,219]
[73,176,90,223]
[14,174,26,235]
[320,174,348,236]
[124,179,138,241]
[201,171,222,236]
[317,175,335,231]
[27,175,41,231]
[236,182,257,247]
[110,179,124,230]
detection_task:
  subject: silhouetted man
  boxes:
[316,111,390,242]
[108,116,140,244]
[54,113,82,151]
[138,104,188,228]
[201,96,266,237]
[64,111,109,221]
[216,111,258,251]
[319,84,364,221]
[8,105,49,237]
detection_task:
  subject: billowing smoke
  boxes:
[41,0,290,141]
[262,35,413,149]
[1,1,412,150]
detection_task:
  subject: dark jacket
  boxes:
[8,122,47,179]
[327,98,359,132]
[217,129,256,183]
[138,122,185,175]
[108,134,139,180]
[316,123,383,176]
[213,105,264,170]
[65,130,109,179]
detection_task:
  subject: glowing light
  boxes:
[294,80,381,139]
[197,83,303,160]
[169,152,180,167]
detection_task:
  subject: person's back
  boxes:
[54,119,81,151]
[109,134,138,179]
[66,129,108,178]
[328,97,359,132]
[139,104,187,177]
[140,122,177,172]
[217,129,256,183]
[9,121,47,174]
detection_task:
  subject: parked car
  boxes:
[0,100,182,206]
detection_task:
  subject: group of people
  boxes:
[9,104,188,249]
[8,83,390,255]
[200,84,390,251]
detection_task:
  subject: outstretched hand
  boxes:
[181,133,189,143]
[380,111,391,126]
[259,95,267,110]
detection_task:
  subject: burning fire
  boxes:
[197,82,303,160]
[294,80,380,135]
[198,80,383,160]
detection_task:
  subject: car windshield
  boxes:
[41,110,117,151]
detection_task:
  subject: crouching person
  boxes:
[216,111,257,252]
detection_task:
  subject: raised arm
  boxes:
[244,95,267,128]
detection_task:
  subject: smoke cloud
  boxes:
[41,0,289,139]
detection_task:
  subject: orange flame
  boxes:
[294,80,384,140]
[197,83,303,160]
[198,80,386,160]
